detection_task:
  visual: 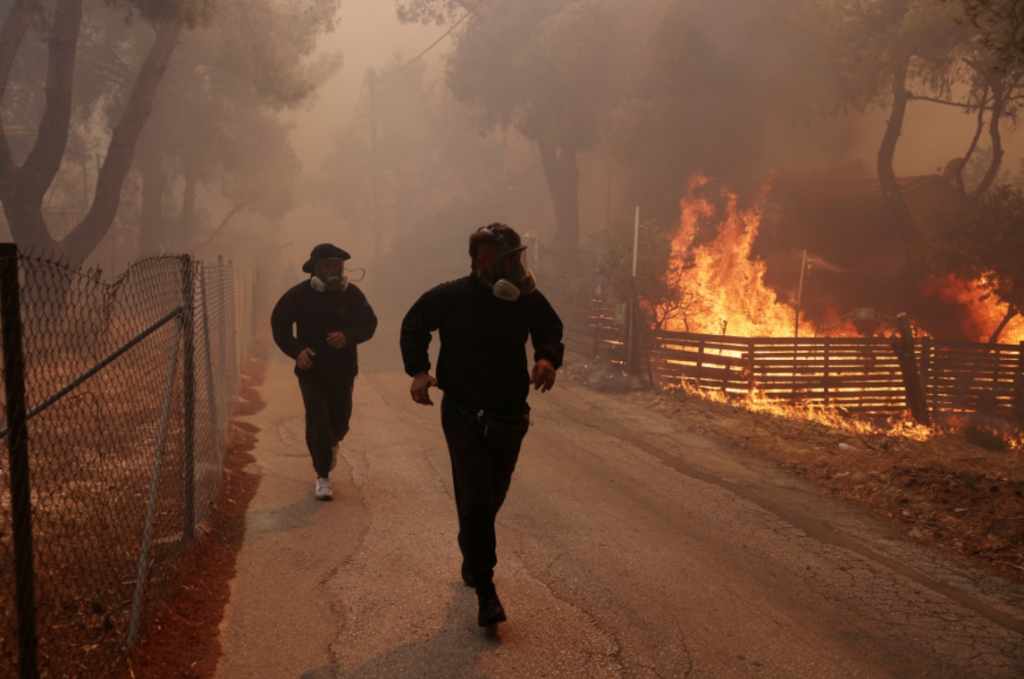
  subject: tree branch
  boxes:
[988,305,1018,344]
[877,58,920,245]
[907,93,994,110]
[18,0,83,202]
[957,84,989,198]
[971,77,1006,199]
[64,20,182,264]
[190,205,240,253]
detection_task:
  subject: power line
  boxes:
[375,0,487,85]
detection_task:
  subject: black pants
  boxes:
[298,376,355,478]
[441,396,530,586]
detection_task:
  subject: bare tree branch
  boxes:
[972,77,1007,198]
[956,84,990,196]
[908,92,994,109]
[190,204,240,253]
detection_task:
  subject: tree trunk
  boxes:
[970,76,1006,200]
[0,3,181,267]
[538,139,580,247]
[0,0,83,257]
[63,20,182,267]
[0,0,36,161]
[989,305,1018,344]
[138,133,167,254]
[877,56,920,246]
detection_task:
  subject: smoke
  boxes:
[273,0,1024,337]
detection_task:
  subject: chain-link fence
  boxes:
[0,246,261,678]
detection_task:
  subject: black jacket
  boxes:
[400,275,564,415]
[271,281,377,382]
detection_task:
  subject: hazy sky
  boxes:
[289,0,448,170]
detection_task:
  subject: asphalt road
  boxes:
[215,346,1024,679]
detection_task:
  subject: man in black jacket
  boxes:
[271,243,378,501]
[400,224,564,627]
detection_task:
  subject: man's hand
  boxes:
[326,331,347,349]
[297,348,316,370]
[410,372,438,406]
[531,359,557,392]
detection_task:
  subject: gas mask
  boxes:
[310,257,349,293]
[478,228,537,302]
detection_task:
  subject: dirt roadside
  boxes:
[122,345,268,679]
[618,384,1024,585]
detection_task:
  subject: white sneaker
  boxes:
[314,477,333,501]
[330,443,339,471]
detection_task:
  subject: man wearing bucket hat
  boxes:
[271,243,378,501]
[400,223,563,627]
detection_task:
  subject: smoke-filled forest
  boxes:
[8,4,1024,679]
[3,0,1024,340]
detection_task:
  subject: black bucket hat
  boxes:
[302,243,351,273]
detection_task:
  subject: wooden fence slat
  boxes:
[576,320,1023,418]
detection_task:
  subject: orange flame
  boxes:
[661,174,815,337]
[660,174,1024,344]
[941,275,1023,344]
[651,174,1020,444]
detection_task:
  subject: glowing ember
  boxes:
[658,173,816,337]
[668,380,934,442]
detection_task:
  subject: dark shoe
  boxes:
[461,563,475,588]
[476,587,506,627]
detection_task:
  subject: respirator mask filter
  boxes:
[490,248,536,302]
[310,257,349,293]
[478,226,536,302]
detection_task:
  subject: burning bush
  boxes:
[923,182,1024,344]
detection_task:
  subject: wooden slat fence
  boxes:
[548,282,625,363]
[545,282,1023,419]
[649,330,1024,418]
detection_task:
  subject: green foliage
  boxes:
[137,0,339,246]
[924,183,1024,315]
[446,0,614,150]
[599,218,696,330]
[395,0,470,25]
[950,0,1024,69]
[815,0,970,112]
[127,0,216,29]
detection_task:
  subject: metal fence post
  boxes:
[127,314,184,649]
[0,243,40,679]
[199,268,221,454]
[180,256,196,541]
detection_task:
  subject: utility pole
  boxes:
[605,164,611,231]
[626,206,640,372]
[794,249,807,338]
[367,69,382,260]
